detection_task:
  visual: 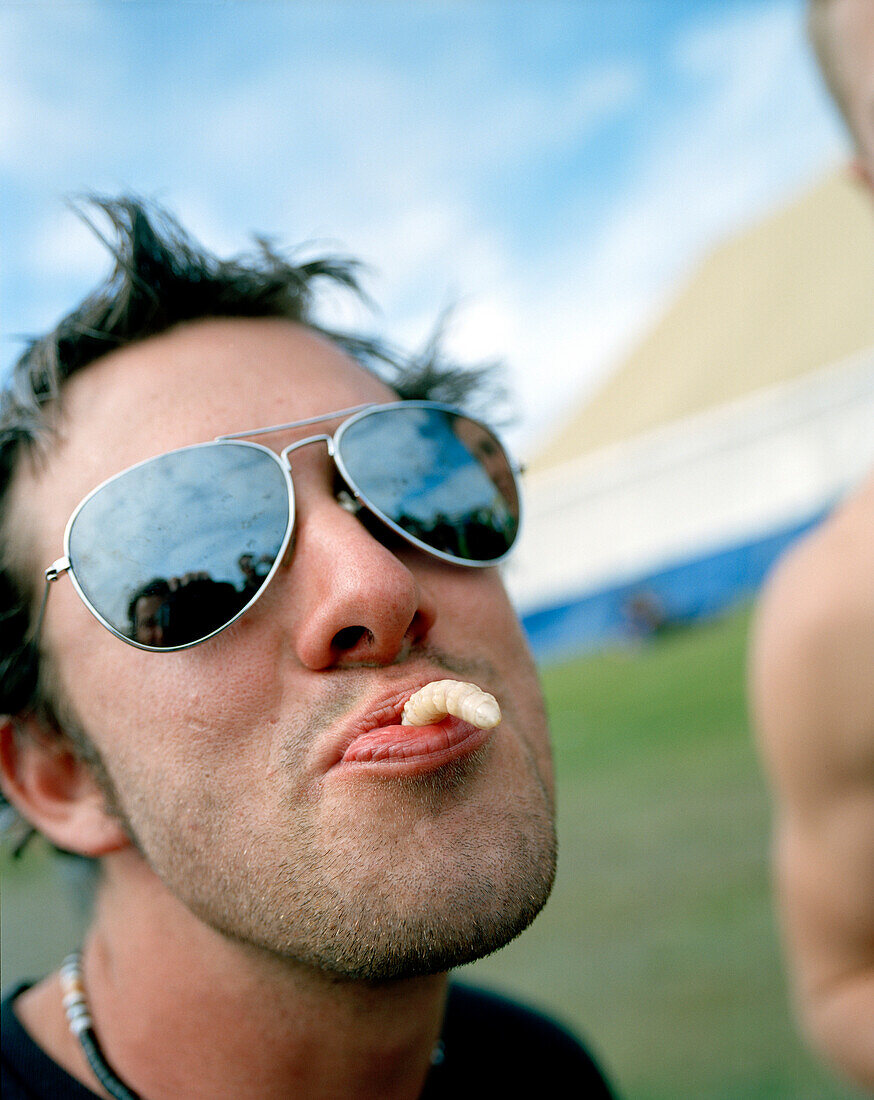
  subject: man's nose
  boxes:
[280,493,438,670]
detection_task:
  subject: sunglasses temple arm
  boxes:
[32,559,70,649]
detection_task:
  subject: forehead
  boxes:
[14,317,396,561]
[68,316,393,456]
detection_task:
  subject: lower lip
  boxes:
[337,716,493,777]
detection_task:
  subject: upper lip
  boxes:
[316,671,470,773]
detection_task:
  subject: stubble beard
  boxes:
[80,727,558,983]
[136,748,558,983]
[265,761,558,983]
[54,636,557,984]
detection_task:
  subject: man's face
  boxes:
[15,317,556,980]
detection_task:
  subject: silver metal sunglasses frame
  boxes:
[35,401,522,652]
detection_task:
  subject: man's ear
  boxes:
[0,714,129,856]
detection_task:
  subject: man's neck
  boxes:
[16,857,449,1100]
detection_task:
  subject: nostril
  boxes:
[331,626,374,651]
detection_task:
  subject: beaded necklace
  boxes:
[60,952,140,1100]
[60,951,446,1099]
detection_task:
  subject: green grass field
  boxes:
[1,604,866,1097]
[465,605,863,1099]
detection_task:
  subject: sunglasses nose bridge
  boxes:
[279,433,335,470]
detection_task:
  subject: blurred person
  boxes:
[750,0,874,1090]
[0,197,615,1099]
[808,0,874,186]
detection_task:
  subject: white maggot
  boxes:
[401,680,501,730]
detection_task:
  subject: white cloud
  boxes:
[483,0,847,454]
[0,2,126,178]
[309,2,846,457]
[190,35,641,239]
[29,206,108,281]
[164,190,254,259]
[1,0,846,434]
[413,57,642,172]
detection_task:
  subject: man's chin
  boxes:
[288,858,557,985]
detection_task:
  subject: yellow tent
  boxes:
[531,170,874,475]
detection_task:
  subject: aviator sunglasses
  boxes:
[37,401,521,652]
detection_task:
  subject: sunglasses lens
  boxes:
[68,443,291,649]
[337,405,519,562]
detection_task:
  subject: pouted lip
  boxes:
[316,673,497,777]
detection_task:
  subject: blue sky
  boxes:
[0,0,848,454]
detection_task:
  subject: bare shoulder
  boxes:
[751,472,874,785]
[758,474,874,641]
[750,473,874,1089]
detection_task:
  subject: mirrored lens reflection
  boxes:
[338,406,519,561]
[68,443,290,647]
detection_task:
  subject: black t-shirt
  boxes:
[2,980,615,1098]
